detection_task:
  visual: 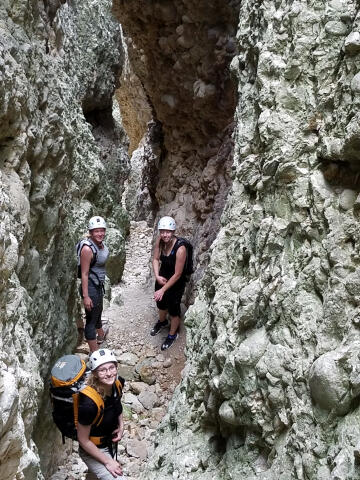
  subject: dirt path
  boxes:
[50,221,186,480]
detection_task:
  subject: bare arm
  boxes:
[152,237,167,286]
[77,423,123,478]
[154,245,186,301]
[80,245,93,311]
[112,413,124,442]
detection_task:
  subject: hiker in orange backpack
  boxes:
[77,349,125,479]
[79,216,109,352]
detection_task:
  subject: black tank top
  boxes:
[159,238,184,280]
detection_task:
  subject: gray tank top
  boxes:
[88,240,109,286]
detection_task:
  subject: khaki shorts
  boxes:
[79,446,125,480]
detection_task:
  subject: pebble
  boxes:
[163,358,173,368]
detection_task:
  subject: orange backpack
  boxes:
[50,355,122,445]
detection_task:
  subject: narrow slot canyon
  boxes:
[3,0,360,479]
[114,0,239,289]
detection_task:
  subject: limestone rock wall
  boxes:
[0,1,128,478]
[145,1,360,479]
[113,0,239,287]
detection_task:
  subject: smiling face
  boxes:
[89,227,106,246]
[94,361,117,388]
[159,229,175,244]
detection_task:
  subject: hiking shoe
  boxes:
[161,333,178,351]
[150,320,168,336]
[97,325,109,344]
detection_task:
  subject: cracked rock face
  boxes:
[113,0,239,288]
[143,0,360,479]
[0,1,128,478]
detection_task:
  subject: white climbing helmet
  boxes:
[88,216,107,230]
[89,348,117,371]
[158,216,176,231]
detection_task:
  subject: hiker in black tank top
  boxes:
[152,216,187,351]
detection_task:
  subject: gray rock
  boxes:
[339,189,357,210]
[309,343,360,416]
[351,72,360,93]
[130,381,151,395]
[123,393,144,413]
[138,391,159,410]
[163,358,172,368]
[344,31,360,54]
[126,439,148,460]
[118,352,139,366]
[139,366,156,386]
[117,364,139,382]
[325,21,348,36]
[218,401,241,426]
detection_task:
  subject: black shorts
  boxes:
[79,282,103,340]
[155,280,185,317]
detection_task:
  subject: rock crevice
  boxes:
[0,1,128,478]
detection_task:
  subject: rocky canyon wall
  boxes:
[141,0,360,479]
[4,0,360,478]
[0,1,128,478]
[113,0,239,296]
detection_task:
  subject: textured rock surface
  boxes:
[113,0,239,295]
[143,1,360,479]
[0,1,128,478]
[5,0,360,478]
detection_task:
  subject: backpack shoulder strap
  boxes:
[175,237,187,246]
[173,237,188,254]
[114,378,123,398]
[81,239,97,255]
[78,239,98,267]
[81,386,104,426]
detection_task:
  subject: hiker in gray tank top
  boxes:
[80,216,110,353]
[89,242,109,286]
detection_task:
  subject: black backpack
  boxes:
[76,239,97,279]
[176,237,194,280]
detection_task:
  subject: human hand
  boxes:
[112,426,123,442]
[83,296,93,311]
[105,458,123,478]
[156,276,167,286]
[154,288,165,302]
